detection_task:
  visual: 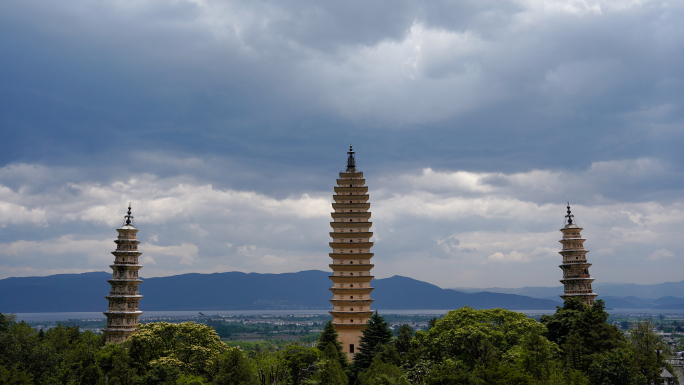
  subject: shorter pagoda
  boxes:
[103,205,143,343]
[558,204,597,306]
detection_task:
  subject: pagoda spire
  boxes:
[125,203,133,226]
[565,202,574,226]
[103,205,144,343]
[329,147,375,361]
[346,145,356,172]
[558,203,597,306]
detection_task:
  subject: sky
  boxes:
[1,0,683,289]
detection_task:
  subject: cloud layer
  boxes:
[1,156,682,288]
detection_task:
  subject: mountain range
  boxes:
[0,270,560,313]
[1,271,682,313]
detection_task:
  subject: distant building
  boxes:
[328,146,375,361]
[558,204,597,306]
[660,367,676,385]
[103,205,143,343]
[666,358,684,384]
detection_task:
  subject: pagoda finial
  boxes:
[346,145,356,172]
[565,202,574,226]
[125,203,133,226]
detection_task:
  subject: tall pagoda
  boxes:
[329,145,375,360]
[103,205,143,343]
[558,203,597,306]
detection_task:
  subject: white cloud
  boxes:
[648,248,676,260]
[0,236,111,258]
[142,242,200,265]
[0,169,330,229]
[1,156,684,287]
[486,251,531,263]
[141,256,157,265]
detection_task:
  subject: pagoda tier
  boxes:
[558,204,597,306]
[103,205,143,344]
[329,145,375,360]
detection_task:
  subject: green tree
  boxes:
[629,320,670,384]
[478,362,534,385]
[0,363,33,385]
[281,345,320,385]
[424,359,483,385]
[540,298,625,372]
[317,321,347,368]
[211,348,257,385]
[357,358,409,385]
[96,343,138,385]
[517,325,559,382]
[309,343,348,385]
[353,312,393,372]
[372,344,401,367]
[417,307,546,369]
[138,363,182,384]
[80,364,105,385]
[588,348,646,385]
[0,313,56,384]
[394,325,412,357]
[126,322,228,377]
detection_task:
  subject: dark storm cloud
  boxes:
[2,0,683,177]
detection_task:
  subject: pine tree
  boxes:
[352,311,393,372]
[318,320,347,367]
[394,324,412,356]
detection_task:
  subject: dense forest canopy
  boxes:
[0,300,677,385]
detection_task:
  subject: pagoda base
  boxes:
[103,328,137,344]
[333,323,365,362]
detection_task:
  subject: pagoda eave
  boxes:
[103,310,144,316]
[329,287,374,294]
[329,253,373,259]
[111,251,143,256]
[560,278,595,284]
[107,278,143,284]
[560,293,597,298]
[330,242,374,248]
[329,310,375,317]
[560,226,584,231]
[332,204,370,211]
[330,213,371,219]
[334,186,368,193]
[329,299,375,306]
[109,266,143,271]
[559,249,590,253]
[102,328,138,333]
[105,295,143,300]
[330,222,372,228]
[330,232,373,238]
[329,264,374,271]
[559,262,592,267]
[558,239,586,243]
[333,196,369,203]
[337,178,365,185]
[339,172,363,178]
[329,276,374,283]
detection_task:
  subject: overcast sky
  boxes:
[1,0,683,289]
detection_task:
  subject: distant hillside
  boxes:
[600,296,684,310]
[452,286,564,299]
[452,280,684,301]
[0,270,562,313]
